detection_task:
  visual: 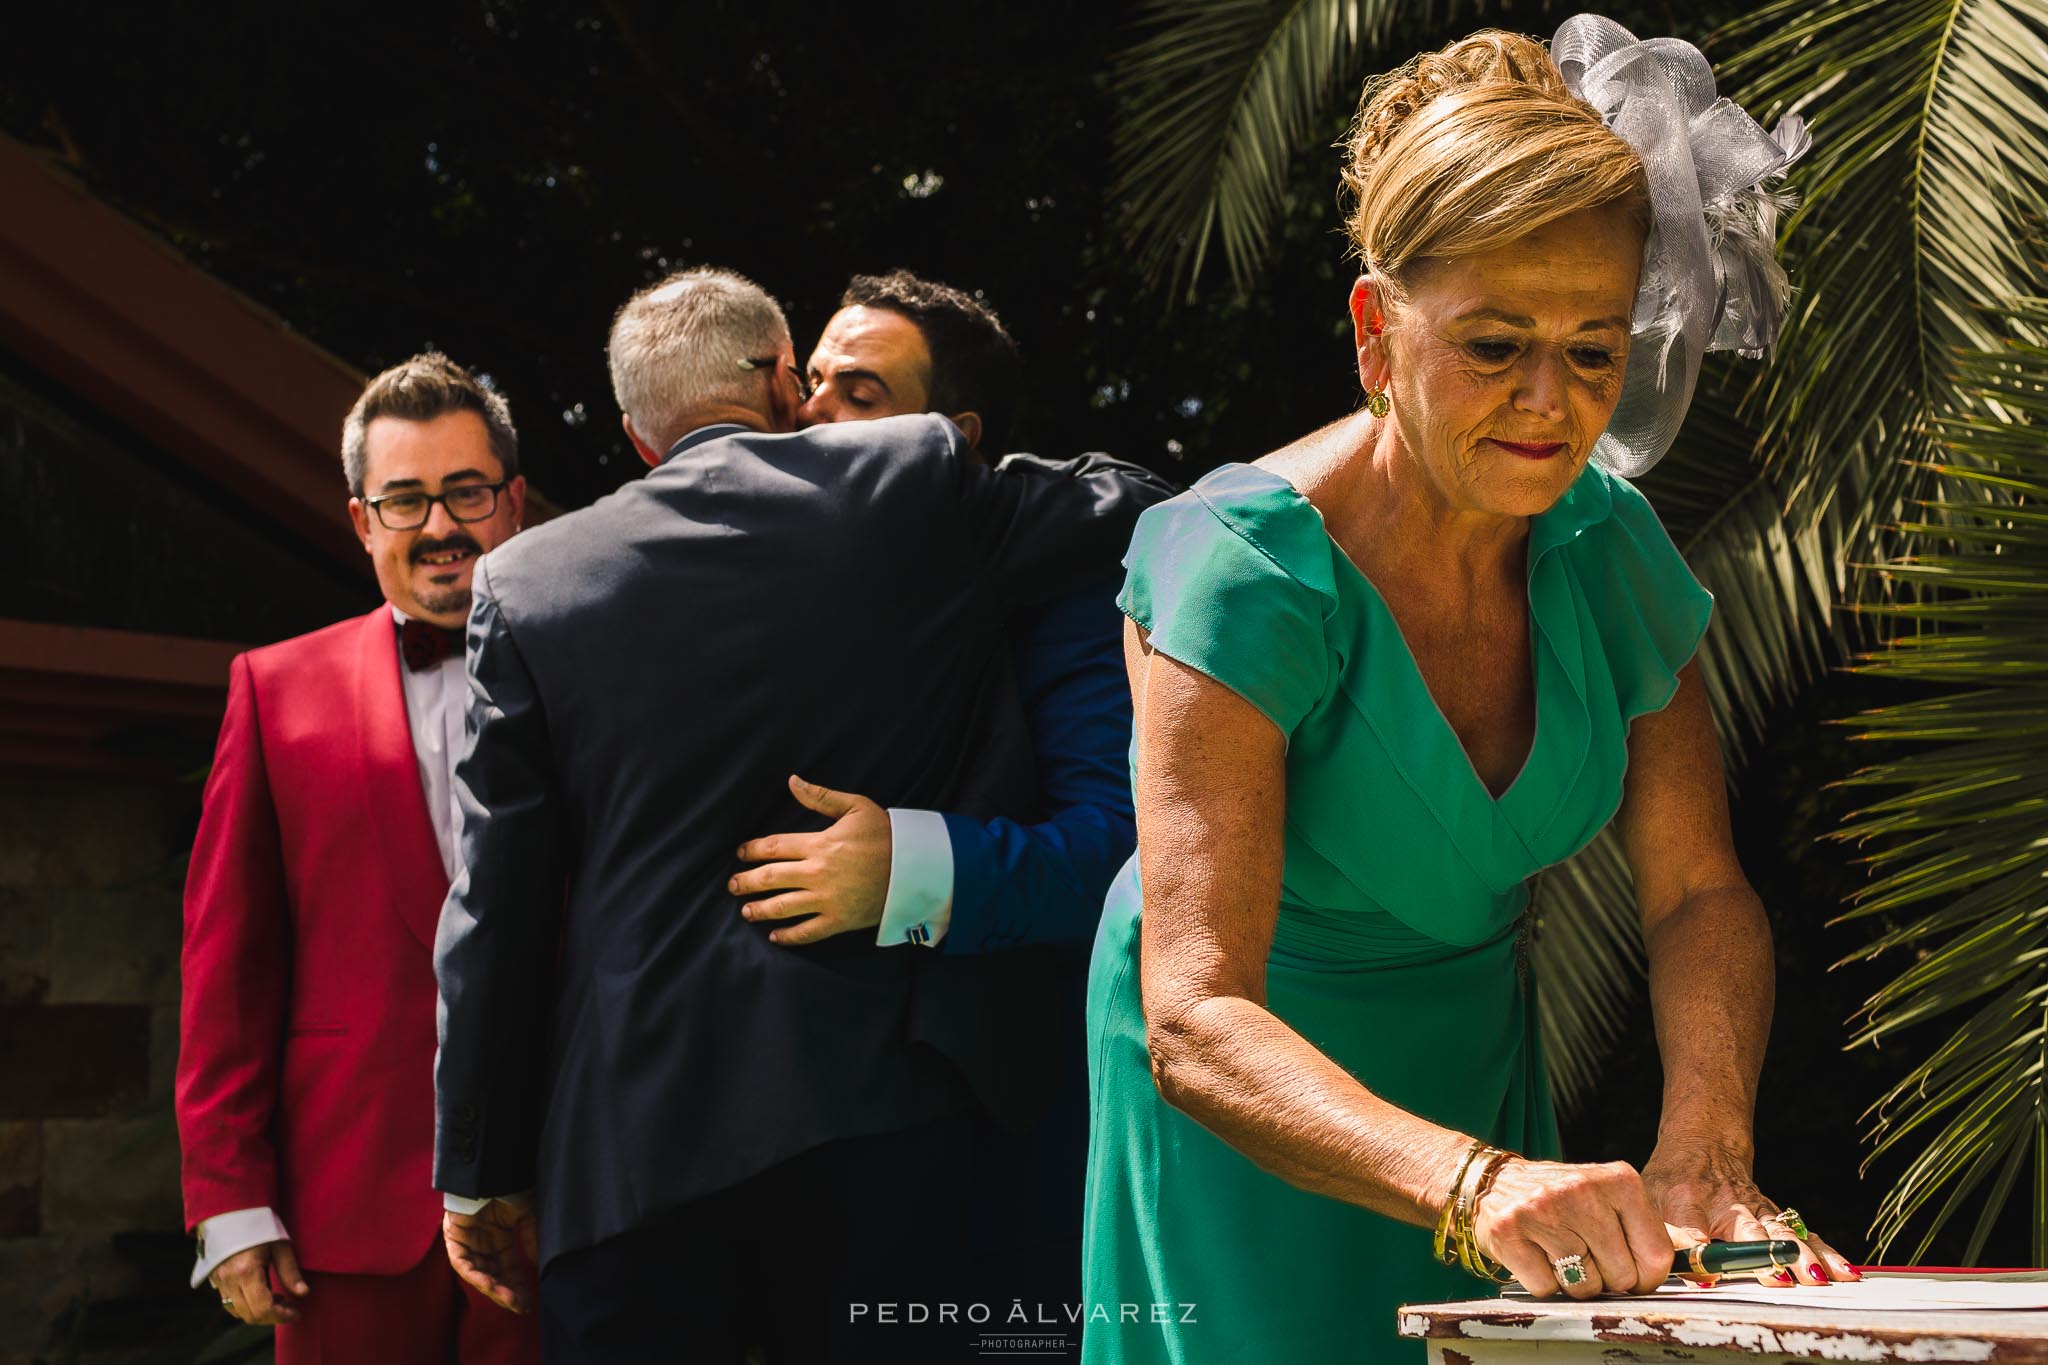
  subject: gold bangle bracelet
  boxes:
[1461,1149,1517,1283]
[1454,1151,1492,1275]
[1433,1140,1490,1268]
[1440,1144,1517,1283]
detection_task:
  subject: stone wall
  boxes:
[0,773,198,1361]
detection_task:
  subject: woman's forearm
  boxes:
[1643,884,1774,1155]
[1147,990,1473,1228]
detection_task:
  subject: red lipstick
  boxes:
[1490,439,1566,460]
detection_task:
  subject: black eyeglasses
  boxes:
[363,481,508,531]
[738,355,812,404]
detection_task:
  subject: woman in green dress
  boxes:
[1083,19,1854,1362]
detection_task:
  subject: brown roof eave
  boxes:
[0,136,561,571]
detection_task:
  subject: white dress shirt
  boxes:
[191,608,465,1286]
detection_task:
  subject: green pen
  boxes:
[1683,1239,1804,1278]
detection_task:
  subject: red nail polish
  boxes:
[1773,1271,1795,1285]
[1809,1264,1830,1283]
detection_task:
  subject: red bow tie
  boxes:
[400,618,465,672]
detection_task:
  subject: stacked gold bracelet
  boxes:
[1431,1139,1518,1283]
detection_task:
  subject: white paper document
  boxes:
[1508,1271,2048,1312]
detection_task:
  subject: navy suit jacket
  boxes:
[431,416,1172,1265]
[937,577,1133,960]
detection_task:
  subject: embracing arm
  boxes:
[1623,662,1856,1282]
[963,450,1176,606]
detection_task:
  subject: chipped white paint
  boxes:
[1605,1317,1662,1338]
[1769,1330,1996,1363]
[1400,1292,2040,1363]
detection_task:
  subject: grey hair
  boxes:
[607,267,792,451]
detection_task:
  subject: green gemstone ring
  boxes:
[1553,1253,1587,1287]
[1767,1208,1810,1240]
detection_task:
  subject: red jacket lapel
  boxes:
[353,610,453,951]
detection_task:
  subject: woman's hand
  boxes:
[1473,1158,1677,1299]
[1642,1140,1861,1287]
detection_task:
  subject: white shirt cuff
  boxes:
[443,1190,533,1215]
[191,1206,290,1288]
[876,808,953,948]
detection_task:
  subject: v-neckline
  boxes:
[1254,467,1545,809]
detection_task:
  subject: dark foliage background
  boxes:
[3,6,2025,1328]
[4,0,1368,510]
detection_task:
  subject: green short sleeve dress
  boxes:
[1082,461,1712,1363]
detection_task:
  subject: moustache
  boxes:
[410,533,483,566]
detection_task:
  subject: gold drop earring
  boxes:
[1364,318,1390,417]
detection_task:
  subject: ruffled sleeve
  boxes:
[1566,469,1715,723]
[1118,469,1335,739]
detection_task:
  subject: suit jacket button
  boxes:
[458,1103,477,1123]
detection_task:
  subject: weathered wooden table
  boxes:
[1399,1292,2048,1362]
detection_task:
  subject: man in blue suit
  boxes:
[731,270,1147,1341]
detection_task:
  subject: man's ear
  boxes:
[348,497,373,552]
[503,475,528,531]
[622,413,663,468]
[947,410,984,453]
[767,365,803,434]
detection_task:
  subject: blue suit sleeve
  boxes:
[938,580,1135,956]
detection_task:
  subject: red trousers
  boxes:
[274,1242,542,1365]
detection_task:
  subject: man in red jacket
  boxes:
[177,353,541,1362]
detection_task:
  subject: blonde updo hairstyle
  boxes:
[1342,31,1650,307]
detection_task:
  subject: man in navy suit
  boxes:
[433,267,1170,1362]
[732,270,1145,1340]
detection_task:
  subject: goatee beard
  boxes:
[414,584,473,618]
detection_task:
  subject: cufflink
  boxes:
[906,923,931,947]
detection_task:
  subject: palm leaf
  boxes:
[1108,0,1421,299]
[1829,311,2048,1263]
[1719,0,2048,531]
[1531,831,1647,1112]
[1535,373,1868,1115]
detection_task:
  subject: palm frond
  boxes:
[1108,0,1418,299]
[1828,309,2048,1263]
[1720,0,2048,529]
[1532,831,1646,1115]
[1536,376,1867,1113]
[1642,369,1872,754]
